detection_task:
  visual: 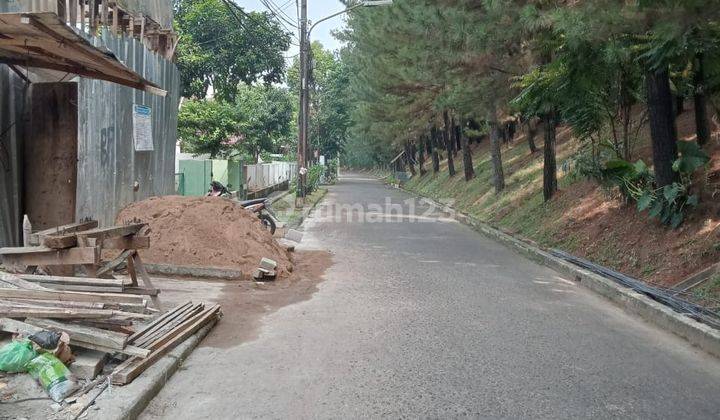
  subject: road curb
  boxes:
[288,187,329,230]
[400,186,720,359]
[91,320,217,420]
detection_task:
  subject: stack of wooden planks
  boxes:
[111,302,222,384]
[0,220,161,309]
[0,271,221,384]
[0,220,221,385]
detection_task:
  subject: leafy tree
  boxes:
[178,99,240,158]
[179,85,294,161]
[174,0,291,101]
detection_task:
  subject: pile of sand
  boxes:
[116,196,292,278]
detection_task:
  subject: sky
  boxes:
[233,0,348,60]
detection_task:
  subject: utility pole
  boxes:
[296,0,308,206]
[296,1,392,207]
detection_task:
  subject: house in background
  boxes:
[0,0,180,246]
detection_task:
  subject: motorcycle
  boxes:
[206,181,231,197]
[238,197,278,235]
[206,181,278,234]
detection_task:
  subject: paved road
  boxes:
[142,173,720,419]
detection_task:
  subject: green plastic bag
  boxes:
[0,340,37,373]
[26,353,78,402]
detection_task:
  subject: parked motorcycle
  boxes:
[206,181,231,197]
[238,197,278,235]
[206,181,278,234]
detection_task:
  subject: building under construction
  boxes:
[0,0,180,247]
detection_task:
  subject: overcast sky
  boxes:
[232,0,348,60]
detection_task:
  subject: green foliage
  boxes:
[595,142,709,228]
[174,0,291,101]
[178,99,239,158]
[178,85,294,160]
[305,165,325,194]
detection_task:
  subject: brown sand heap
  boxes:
[117,195,292,278]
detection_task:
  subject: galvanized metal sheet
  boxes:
[77,29,180,225]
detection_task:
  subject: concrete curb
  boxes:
[143,263,243,280]
[90,320,217,420]
[288,188,329,230]
[400,186,720,359]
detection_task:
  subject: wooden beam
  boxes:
[0,247,99,266]
[133,254,162,310]
[17,274,124,288]
[76,224,145,242]
[112,305,221,384]
[0,271,49,290]
[43,234,78,249]
[96,249,135,277]
[0,307,115,319]
[101,236,150,250]
[25,318,128,349]
[0,288,145,305]
[128,301,192,343]
[29,220,98,246]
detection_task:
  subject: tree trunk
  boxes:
[418,136,426,175]
[542,113,558,201]
[430,127,440,173]
[489,121,505,193]
[694,52,711,147]
[454,122,462,153]
[405,141,416,176]
[444,111,456,177]
[526,119,537,153]
[646,68,679,187]
[460,120,475,181]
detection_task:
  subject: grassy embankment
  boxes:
[403,110,720,290]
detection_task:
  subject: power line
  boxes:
[217,0,299,46]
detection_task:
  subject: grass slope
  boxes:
[404,111,720,288]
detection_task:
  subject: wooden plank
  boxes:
[112,305,221,384]
[132,304,203,348]
[101,236,150,250]
[1,298,106,310]
[128,302,192,343]
[77,224,145,242]
[0,307,114,319]
[96,249,135,277]
[17,274,124,288]
[43,234,78,249]
[0,317,149,358]
[0,288,145,304]
[69,340,150,358]
[25,318,128,349]
[133,254,162,310]
[0,247,99,266]
[0,271,49,290]
[35,283,123,293]
[122,287,160,296]
[29,220,98,245]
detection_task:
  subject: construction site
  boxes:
[0,1,330,418]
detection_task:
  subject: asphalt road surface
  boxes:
[142,173,720,419]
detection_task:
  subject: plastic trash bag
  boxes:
[29,330,61,350]
[0,340,38,373]
[26,353,79,402]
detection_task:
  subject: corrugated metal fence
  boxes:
[76,29,180,225]
[0,1,26,247]
[245,161,297,191]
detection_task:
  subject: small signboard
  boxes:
[133,104,153,151]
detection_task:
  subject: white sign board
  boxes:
[133,104,153,151]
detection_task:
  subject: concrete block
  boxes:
[70,348,108,380]
[284,229,303,243]
[259,258,277,271]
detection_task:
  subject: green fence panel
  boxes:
[179,160,212,196]
[227,160,244,197]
